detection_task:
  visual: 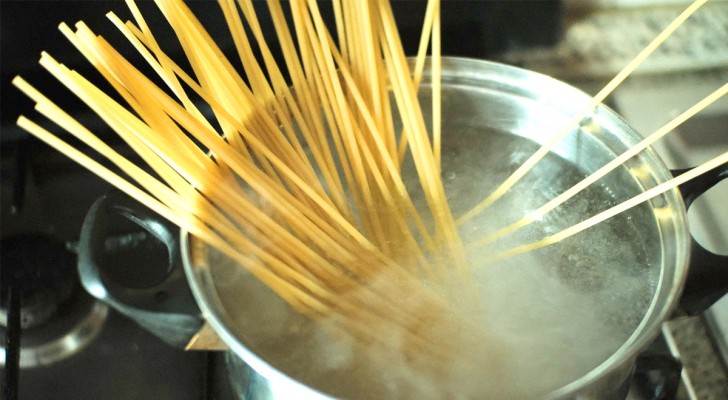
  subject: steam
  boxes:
[204,128,659,399]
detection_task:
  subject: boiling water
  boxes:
[447,129,660,396]
[203,122,662,399]
[201,72,667,398]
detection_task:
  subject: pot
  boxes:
[78,58,728,399]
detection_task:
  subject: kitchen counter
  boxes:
[665,316,728,399]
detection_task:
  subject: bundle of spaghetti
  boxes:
[14,0,478,364]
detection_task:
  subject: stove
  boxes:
[2,1,726,399]
[0,156,230,399]
[1,123,697,400]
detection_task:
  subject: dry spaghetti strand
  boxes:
[457,0,710,225]
[479,152,728,266]
[471,81,728,248]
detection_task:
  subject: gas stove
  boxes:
[0,127,698,400]
[0,145,702,400]
[0,154,229,399]
[2,1,727,399]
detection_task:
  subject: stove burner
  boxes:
[0,291,108,369]
[0,236,108,368]
[1,236,75,328]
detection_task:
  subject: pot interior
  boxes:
[184,58,689,399]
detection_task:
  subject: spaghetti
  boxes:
[11,0,727,389]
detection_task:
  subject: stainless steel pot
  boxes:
[78,57,728,399]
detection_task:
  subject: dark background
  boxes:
[1,0,562,141]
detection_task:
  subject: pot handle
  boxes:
[673,161,728,315]
[77,189,204,347]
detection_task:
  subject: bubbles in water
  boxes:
[203,125,661,399]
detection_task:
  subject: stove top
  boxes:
[0,79,704,400]
[0,162,229,399]
[3,1,727,399]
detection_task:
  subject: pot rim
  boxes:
[181,56,691,399]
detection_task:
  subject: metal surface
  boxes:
[612,68,728,398]
[9,310,211,400]
[0,298,107,368]
[0,147,215,400]
[500,1,728,396]
[180,58,691,399]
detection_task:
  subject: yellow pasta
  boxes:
[12,0,724,375]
